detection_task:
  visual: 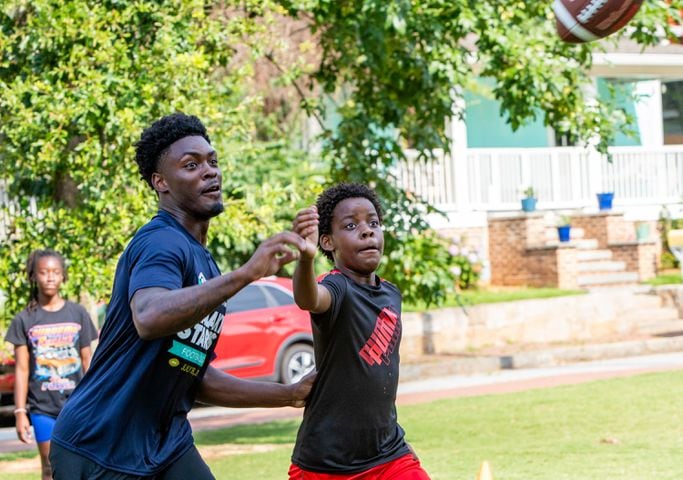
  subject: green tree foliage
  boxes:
[275,0,682,305]
[0,0,319,325]
[1,1,681,323]
[282,0,681,157]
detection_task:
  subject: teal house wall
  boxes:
[464,77,643,148]
[596,78,642,147]
[464,79,549,148]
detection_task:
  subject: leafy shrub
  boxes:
[658,207,683,269]
[380,230,480,308]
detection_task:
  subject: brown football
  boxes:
[554,0,644,43]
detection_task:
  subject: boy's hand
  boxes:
[293,206,319,261]
[242,232,306,280]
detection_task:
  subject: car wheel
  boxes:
[279,343,315,385]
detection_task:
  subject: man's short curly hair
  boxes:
[135,113,210,189]
[316,183,383,261]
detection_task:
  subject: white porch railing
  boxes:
[396,145,683,213]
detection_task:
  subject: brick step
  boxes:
[577,249,613,261]
[577,271,640,287]
[577,260,626,273]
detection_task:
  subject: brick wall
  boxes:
[610,242,658,281]
[488,215,532,285]
[487,212,658,288]
[488,214,570,287]
[571,212,635,248]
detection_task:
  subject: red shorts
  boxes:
[288,453,431,480]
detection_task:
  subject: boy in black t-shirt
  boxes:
[290,183,430,479]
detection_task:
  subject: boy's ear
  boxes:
[151,172,169,194]
[319,234,334,255]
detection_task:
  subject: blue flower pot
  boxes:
[521,197,537,212]
[597,192,614,211]
[557,225,571,243]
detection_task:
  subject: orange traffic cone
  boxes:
[476,461,493,480]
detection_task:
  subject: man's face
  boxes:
[153,135,224,221]
[321,197,384,275]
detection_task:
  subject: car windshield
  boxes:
[225,283,296,314]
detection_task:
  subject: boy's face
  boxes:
[322,197,383,275]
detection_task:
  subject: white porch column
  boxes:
[586,79,604,198]
[450,93,471,212]
[635,80,663,147]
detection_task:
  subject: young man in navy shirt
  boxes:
[290,183,430,479]
[50,113,313,479]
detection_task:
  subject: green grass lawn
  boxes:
[205,371,683,479]
[643,272,683,286]
[6,371,677,479]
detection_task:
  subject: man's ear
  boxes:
[320,234,334,256]
[151,172,169,194]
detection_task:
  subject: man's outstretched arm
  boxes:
[197,365,315,408]
[131,232,306,340]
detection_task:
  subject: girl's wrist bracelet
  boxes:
[13,408,27,415]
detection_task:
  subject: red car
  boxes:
[0,277,314,420]
[0,356,15,419]
[211,276,315,384]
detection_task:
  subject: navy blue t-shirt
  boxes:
[51,211,225,476]
[291,270,410,473]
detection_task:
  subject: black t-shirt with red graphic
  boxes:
[291,270,410,474]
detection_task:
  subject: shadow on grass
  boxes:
[194,419,300,446]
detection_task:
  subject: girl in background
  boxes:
[4,249,98,480]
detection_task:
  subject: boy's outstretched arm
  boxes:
[292,206,331,313]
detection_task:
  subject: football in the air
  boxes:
[554,0,644,44]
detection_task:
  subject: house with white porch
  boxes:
[395,39,683,289]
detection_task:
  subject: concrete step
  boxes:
[574,238,599,249]
[582,288,664,308]
[577,271,640,287]
[543,238,599,249]
[577,249,613,261]
[620,306,681,325]
[636,318,683,336]
[649,285,683,311]
[577,260,626,273]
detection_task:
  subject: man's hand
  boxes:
[242,231,307,280]
[198,365,316,408]
[292,206,319,261]
[288,370,316,408]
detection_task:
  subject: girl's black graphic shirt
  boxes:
[291,270,410,473]
[5,302,98,417]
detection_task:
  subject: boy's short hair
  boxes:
[135,113,210,189]
[316,183,383,261]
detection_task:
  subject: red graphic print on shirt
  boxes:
[359,307,400,366]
